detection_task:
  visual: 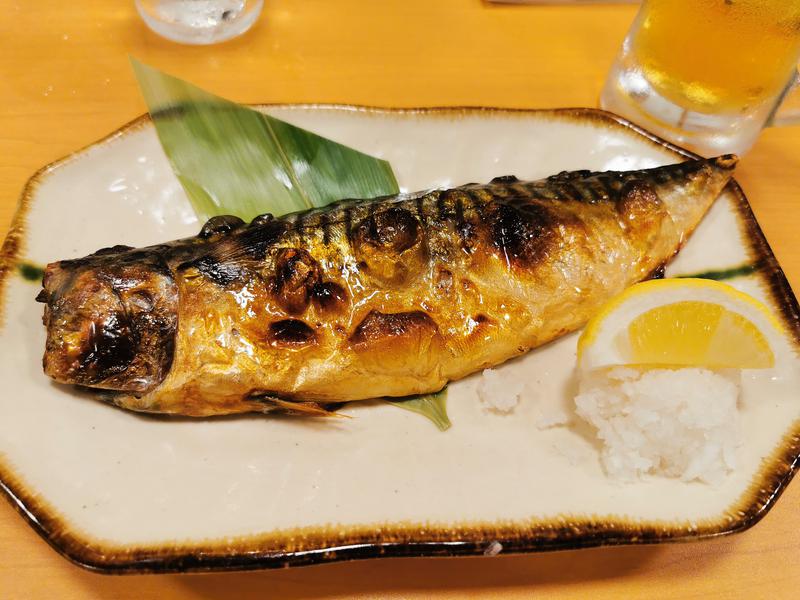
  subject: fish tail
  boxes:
[649,155,738,238]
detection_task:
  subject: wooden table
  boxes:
[2,1,799,597]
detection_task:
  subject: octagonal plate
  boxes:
[1,106,799,573]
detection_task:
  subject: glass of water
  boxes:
[601,0,800,156]
[135,0,264,45]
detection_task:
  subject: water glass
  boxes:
[135,0,264,45]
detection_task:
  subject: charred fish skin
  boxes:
[39,156,737,416]
[40,247,179,394]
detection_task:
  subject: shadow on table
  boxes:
[166,540,734,599]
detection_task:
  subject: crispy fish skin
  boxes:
[39,156,737,416]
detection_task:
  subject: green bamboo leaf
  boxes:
[388,389,451,431]
[131,60,449,430]
[131,59,399,221]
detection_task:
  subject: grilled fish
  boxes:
[39,156,737,416]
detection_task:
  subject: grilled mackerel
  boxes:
[39,156,737,416]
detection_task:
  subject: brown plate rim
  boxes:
[1,105,799,574]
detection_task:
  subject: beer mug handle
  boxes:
[767,69,800,127]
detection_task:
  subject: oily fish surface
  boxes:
[40,157,736,415]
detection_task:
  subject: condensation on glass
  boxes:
[601,0,800,156]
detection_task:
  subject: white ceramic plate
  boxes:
[1,106,799,572]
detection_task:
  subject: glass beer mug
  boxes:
[601,0,800,156]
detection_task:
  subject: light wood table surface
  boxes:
[2,1,800,598]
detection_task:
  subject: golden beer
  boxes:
[601,0,800,154]
[632,0,800,113]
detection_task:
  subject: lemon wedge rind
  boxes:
[577,278,787,371]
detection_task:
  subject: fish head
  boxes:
[38,247,178,395]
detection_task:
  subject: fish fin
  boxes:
[251,394,348,418]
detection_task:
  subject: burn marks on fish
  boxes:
[349,310,444,377]
[352,207,427,284]
[311,281,348,311]
[179,219,290,286]
[319,212,332,245]
[353,207,421,254]
[79,312,138,380]
[456,190,484,252]
[488,202,556,269]
[233,220,290,260]
[473,313,491,326]
[269,319,317,347]
[453,191,467,232]
[58,244,170,272]
[436,192,450,220]
[187,255,246,286]
[465,313,496,341]
[414,196,427,226]
[350,310,440,349]
[273,248,322,315]
[651,168,674,184]
[342,206,354,242]
[433,189,478,254]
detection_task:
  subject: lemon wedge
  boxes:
[577,278,785,371]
